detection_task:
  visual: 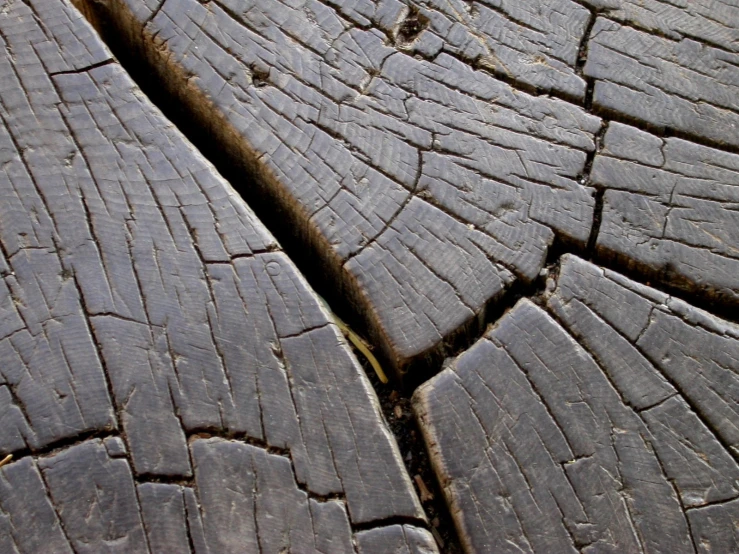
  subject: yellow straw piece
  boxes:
[318,296,388,384]
[0,454,12,468]
[334,316,389,384]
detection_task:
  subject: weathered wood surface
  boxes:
[0,0,434,551]
[587,0,739,52]
[3,437,435,553]
[356,524,439,554]
[82,0,605,374]
[76,0,739,378]
[584,17,739,149]
[323,0,592,100]
[414,255,739,553]
[593,121,739,306]
[2,0,738,551]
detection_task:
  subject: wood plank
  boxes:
[415,255,739,553]
[77,0,602,373]
[593,121,739,306]
[0,1,431,550]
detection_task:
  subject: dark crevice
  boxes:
[586,186,605,255]
[583,121,609,256]
[352,514,431,534]
[576,7,598,110]
[2,429,118,465]
[394,6,429,47]
[359,348,463,552]
[48,58,115,77]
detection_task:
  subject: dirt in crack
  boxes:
[360,353,463,554]
[395,7,429,46]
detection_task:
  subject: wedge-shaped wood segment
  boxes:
[593,122,739,307]
[2,438,438,553]
[584,17,739,148]
[0,0,428,540]
[415,255,739,553]
[79,0,602,374]
[585,0,739,52]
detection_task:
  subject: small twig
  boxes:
[0,454,12,469]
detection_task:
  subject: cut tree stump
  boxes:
[76,0,605,375]
[0,0,432,551]
[0,0,737,551]
[414,255,739,553]
[73,0,739,379]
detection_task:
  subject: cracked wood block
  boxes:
[322,0,591,100]
[78,0,602,375]
[593,121,739,307]
[414,255,739,553]
[2,438,436,553]
[0,0,430,546]
[584,0,739,52]
[584,17,739,148]
[356,524,438,553]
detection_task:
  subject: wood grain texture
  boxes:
[584,0,739,52]
[78,0,602,374]
[356,524,439,554]
[584,17,739,148]
[3,438,437,553]
[415,255,739,553]
[0,0,432,550]
[322,0,591,100]
[593,121,739,306]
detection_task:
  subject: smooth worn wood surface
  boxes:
[415,255,739,553]
[0,0,433,551]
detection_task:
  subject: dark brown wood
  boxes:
[0,0,434,551]
[415,255,739,553]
